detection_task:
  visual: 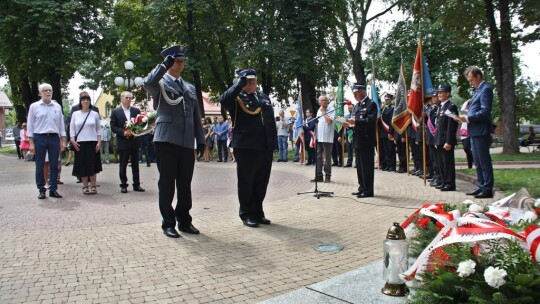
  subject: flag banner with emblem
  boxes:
[293,99,303,142]
[392,62,411,134]
[334,75,344,132]
[407,38,433,121]
[371,81,381,117]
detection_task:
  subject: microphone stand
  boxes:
[297,107,337,199]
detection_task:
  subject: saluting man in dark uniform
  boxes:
[346,84,377,198]
[220,68,278,228]
[143,45,205,238]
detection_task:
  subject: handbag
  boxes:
[69,111,91,151]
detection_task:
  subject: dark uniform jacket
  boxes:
[143,64,205,149]
[220,82,277,151]
[381,105,395,136]
[352,97,377,149]
[435,100,458,146]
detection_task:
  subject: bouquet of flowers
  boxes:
[402,189,540,303]
[124,112,157,137]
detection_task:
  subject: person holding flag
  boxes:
[346,84,377,198]
[303,109,316,166]
[381,93,396,171]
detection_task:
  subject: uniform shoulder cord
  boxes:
[234,96,263,127]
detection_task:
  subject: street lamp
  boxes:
[114,60,144,92]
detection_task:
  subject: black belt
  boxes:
[37,133,58,136]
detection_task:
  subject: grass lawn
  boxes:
[456,152,540,163]
[457,168,540,197]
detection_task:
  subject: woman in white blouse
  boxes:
[70,95,102,194]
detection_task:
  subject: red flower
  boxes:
[534,208,540,215]
[417,217,430,228]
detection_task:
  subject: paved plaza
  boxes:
[0,152,496,304]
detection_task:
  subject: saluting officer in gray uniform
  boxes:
[144,45,205,239]
[220,68,278,228]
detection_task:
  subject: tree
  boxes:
[0,0,111,116]
[398,0,540,154]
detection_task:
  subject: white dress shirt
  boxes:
[27,100,66,137]
[316,106,334,143]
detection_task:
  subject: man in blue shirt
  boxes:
[214,115,229,162]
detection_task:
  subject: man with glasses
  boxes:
[27,83,66,199]
[110,91,145,194]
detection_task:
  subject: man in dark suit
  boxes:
[346,84,377,198]
[143,45,205,238]
[427,91,442,187]
[110,91,145,194]
[380,94,396,171]
[303,109,316,165]
[460,66,494,199]
[220,68,278,228]
[435,85,458,191]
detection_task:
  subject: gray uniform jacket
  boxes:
[143,64,205,149]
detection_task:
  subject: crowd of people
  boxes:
[17,44,494,239]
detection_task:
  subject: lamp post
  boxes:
[114,60,144,93]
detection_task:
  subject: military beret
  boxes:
[384,93,394,99]
[352,83,366,92]
[437,84,451,93]
[238,68,257,79]
[160,45,187,59]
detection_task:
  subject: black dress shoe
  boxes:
[344,164,352,167]
[466,188,482,196]
[121,188,128,193]
[179,224,200,234]
[163,227,181,238]
[310,176,323,182]
[351,191,363,196]
[397,169,406,173]
[357,192,374,198]
[440,186,456,191]
[242,218,259,228]
[38,192,46,199]
[474,191,493,199]
[434,184,444,189]
[49,190,62,198]
[257,217,272,225]
[133,186,145,192]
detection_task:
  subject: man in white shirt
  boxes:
[27,83,67,199]
[312,95,334,183]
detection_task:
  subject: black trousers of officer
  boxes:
[377,136,387,169]
[429,145,440,181]
[235,149,273,221]
[355,147,375,195]
[436,146,456,188]
[384,138,396,170]
[396,140,407,171]
[155,142,194,229]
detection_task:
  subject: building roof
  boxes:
[0,91,13,108]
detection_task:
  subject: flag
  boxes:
[293,99,303,141]
[408,38,433,121]
[392,62,411,134]
[371,81,381,117]
[334,75,344,132]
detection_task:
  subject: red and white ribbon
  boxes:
[525,224,540,262]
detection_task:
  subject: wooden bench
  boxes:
[520,137,540,152]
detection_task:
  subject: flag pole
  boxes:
[340,69,345,167]
[419,37,427,185]
[372,60,381,170]
[299,83,306,164]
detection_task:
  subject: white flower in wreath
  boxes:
[469,203,484,213]
[462,199,475,206]
[535,199,540,208]
[523,211,538,222]
[484,266,507,289]
[457,259,476,278]
[142,116,148,123]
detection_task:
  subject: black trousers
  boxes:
[345,140,354,166]
[383,138,396,170]
[396,140,407,170]
[155,142,194,229]
[15,140,22,159]
[377,137,387,169]
[117,146,140,188]
[436,146,455,187]
[235,149,273,221]
[429,145,440,180]
[217,139,228,161]
[355,147,375,194]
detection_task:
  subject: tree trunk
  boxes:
[297,73,317,112]
[186,3,206,118]
[50,70,63,112]
[484,0,518,154]
[20,77,33,115]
